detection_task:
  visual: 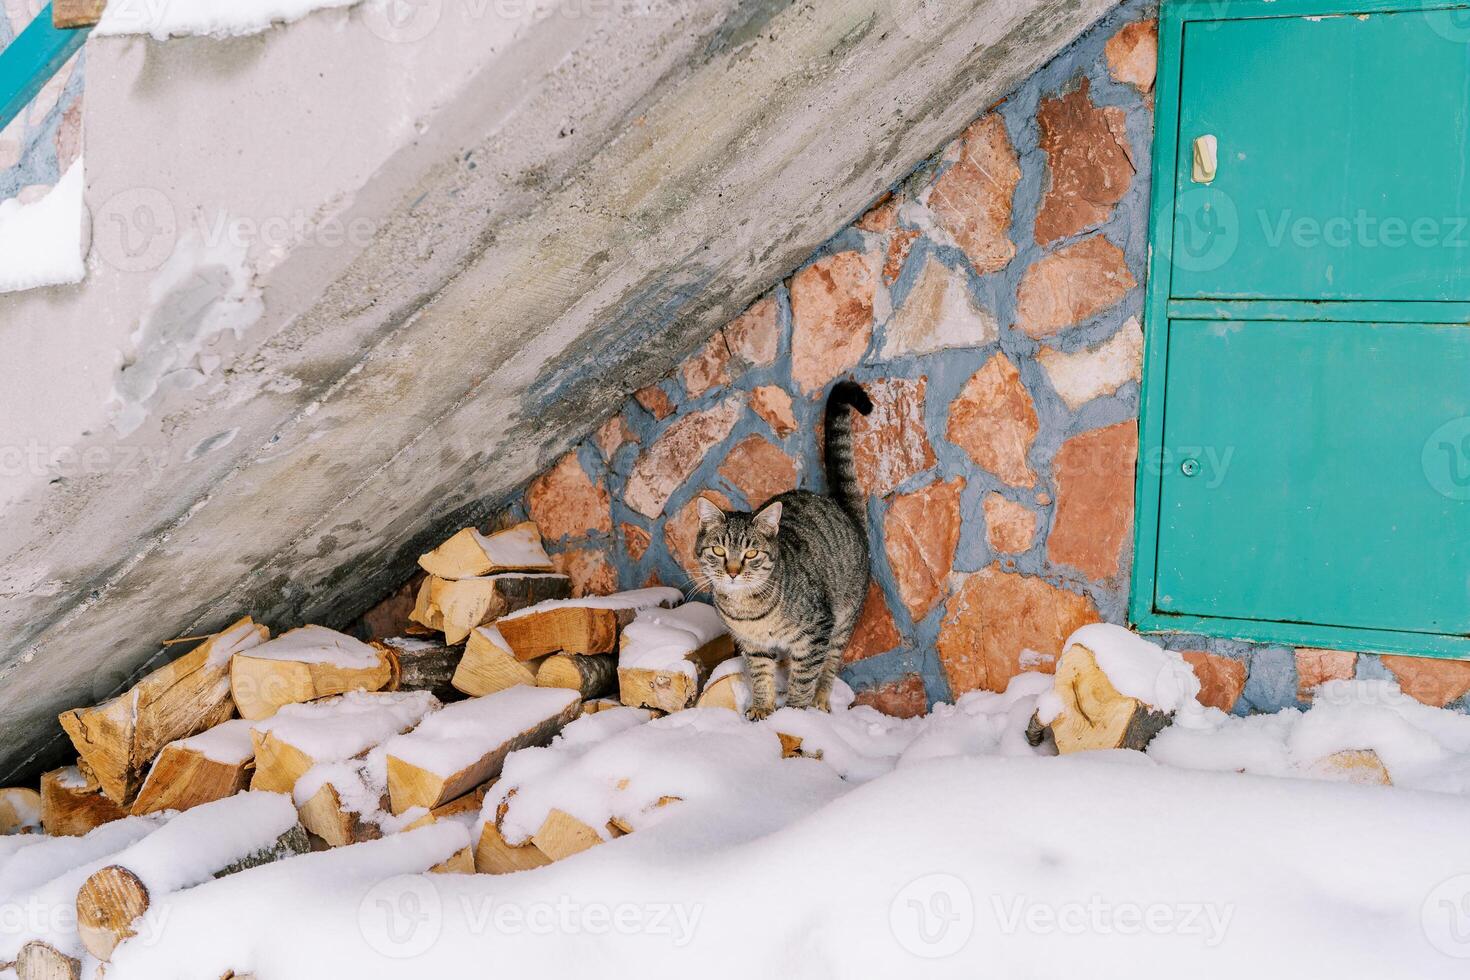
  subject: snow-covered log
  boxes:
[451,625,548,697]
[0,788,41,835]
[250,691,439,794]
[74,793,308,961]
[379,637,464,703]
[474,818,551,874]
[230,626,399,721]
[58,617,267,804]
[131,719,255,816]
[1042,625,1200,754]
[40,768,125,838]
[496,588,683,661]
[384,687,581,814]
[617,604,734,713]
[411,573,572,645]
[536,654,617,700]
[417,522,556,579]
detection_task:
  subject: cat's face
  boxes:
[694,497,781,593]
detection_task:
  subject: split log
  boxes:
[1049,644,1172,754]
[385,687,581,814]
[130,719,255,816]
[580,697,626,715]
[430,846,475,874]
[0,787,42,834]
[40,768,126,838]
[230,626,398,721]
[58,617,267,804]
[418,522,557,579]
[532,809,604,861]
[1308,749,1392,786]
[295,781,382,848]
[411,574,572,645]
[379,637,464,702]
[495,587,682,661]
[451,626,549,697]
[536,654,617,700]
[249,691,438,794]
[474,820,551,874]
[75,793,308,962]
[695,665,742,711]
[617,604,734,713]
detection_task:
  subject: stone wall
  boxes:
[434,0,1470,719]
[0,2,84,204]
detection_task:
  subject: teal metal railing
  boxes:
[0,4,90,132]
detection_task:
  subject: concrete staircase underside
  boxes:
[0,0,1116,781]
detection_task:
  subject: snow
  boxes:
[53,766,90,790]
[96,0,361,39]
[618,603,728,678]
[0,817,171,961]
[240,625,385,667]
[94,792,298,899]
[252,690,439,761]
[0,160,86,294]
[499,587,683,622]
[384,686,580,778]
[380,636,438,653]
[1037,623,1203,722]
[0,816,162,900]
[292,745,393,831]
[107,823,471,978]
[1,794,41,833]
[1150,679,1470,792]
[203,620,268,668]
[100,749,1470,979]
[173,718,257,765]
[474,525,555,571]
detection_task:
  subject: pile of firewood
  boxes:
[0,520,765,979]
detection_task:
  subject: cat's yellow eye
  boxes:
[744,549,758,559]
[712,546,726,556]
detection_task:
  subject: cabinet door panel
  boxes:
[1172,12,1470,301]
[1155,319,1470,634]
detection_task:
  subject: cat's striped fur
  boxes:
[694,381,873,720]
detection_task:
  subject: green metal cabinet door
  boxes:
[1172,10,1470,301]
[1133,0,1470,658]
[1155,319,1470,634]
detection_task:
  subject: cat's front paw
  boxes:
[813,690,832,712]
[745,703,775,722]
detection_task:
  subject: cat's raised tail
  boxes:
[824,380,873,530]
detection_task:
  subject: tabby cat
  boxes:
[694,381,873,720]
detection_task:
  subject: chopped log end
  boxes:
[694,673,740,711]
[430,846,476,874]
[414,574,573,645]
[1050,644,1173,754]
[131,742,252,817]
[452,630,544,697]
[0,787,43,834]
[619,634,735,713]
[475,820,551,874]
[1309,748,1392,786]
[532,808,604,861]
[15,941,80,980]
[41,768,126,837]
[230,642,395,721]
[76,866,148,962]
[499,606,621,661]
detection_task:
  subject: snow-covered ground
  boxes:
[84,671,1470,979]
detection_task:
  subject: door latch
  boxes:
[1192,135,1218,184]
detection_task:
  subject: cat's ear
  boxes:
[752,500,783,536]
[695,495,727,530]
